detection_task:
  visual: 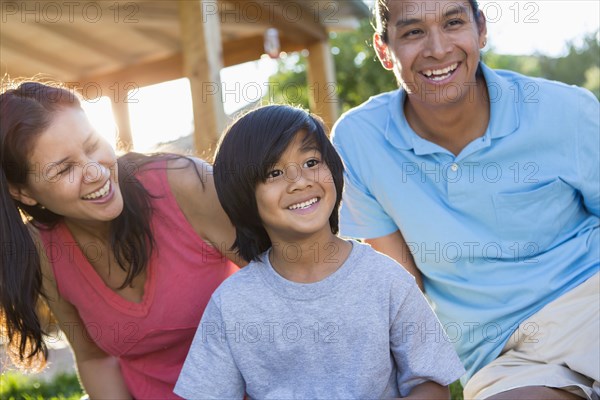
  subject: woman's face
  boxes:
[375,0,487,107]
[14,107,124,224]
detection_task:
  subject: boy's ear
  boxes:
[8,184,38,206]
[374,33,394,71]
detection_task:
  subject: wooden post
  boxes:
[111,100,133,153]
[179,0,226,158]
[306,40,339,132]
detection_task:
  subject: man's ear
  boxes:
[8,184,38,206]
[373,33,394,71]
[477,10,488,49]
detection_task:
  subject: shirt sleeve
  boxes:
[174,296,245,399]
[575,88,600,217]
[332,118,399,239]
[390,284,465,396]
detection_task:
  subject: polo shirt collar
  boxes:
[480,62,520,140]
[384,62,520,155]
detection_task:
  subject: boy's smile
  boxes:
[287,196,319,213]
[255,132,337,244]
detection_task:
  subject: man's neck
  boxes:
[404,76,490,156]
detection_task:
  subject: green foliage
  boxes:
[538,31,600,96]
[270,25,599,110]
[268,53,310,109]
[0,372,84,400]
[482,52,542,77]
[450,380,464,400]
[329,19,398,113]
[269,19,397,114]
[484,30,600,99]
[0,370,464,399]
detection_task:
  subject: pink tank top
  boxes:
[39,160,238,399]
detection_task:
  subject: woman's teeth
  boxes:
[422,63,458,81]
[288,197,318,210]
[82,180,110,200]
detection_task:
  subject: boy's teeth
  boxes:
[82,180,110,200]
[288,197,318,210]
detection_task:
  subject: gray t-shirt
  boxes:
[175,241,464,399]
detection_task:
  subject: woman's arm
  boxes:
[36,233,131,399]
[365,230,423,290]
[168,157,247,266]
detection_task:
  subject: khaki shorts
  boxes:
[464,273,600,400]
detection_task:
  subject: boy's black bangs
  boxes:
[258,124,317,182]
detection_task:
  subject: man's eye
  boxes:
[447,19,464,28]
[403,29,423,38]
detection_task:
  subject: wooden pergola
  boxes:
[0,0,369,156]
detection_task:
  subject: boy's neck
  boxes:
[268,234,352,284]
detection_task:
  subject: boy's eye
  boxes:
[304,159,320,168]
[266,169,283,179]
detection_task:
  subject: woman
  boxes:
[332,0,599,399]
[1,80,241,398]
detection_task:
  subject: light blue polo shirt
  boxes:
[332,63,600,381]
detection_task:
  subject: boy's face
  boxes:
[255,132,337,244]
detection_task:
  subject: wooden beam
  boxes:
[306,40,339,131]
[0,46,69,80]
[222,35,306,67]
[1,34,75,74]
[219,0,327,43]
[111,100,134,153]
[134,27,181,50]
[76,54,184,99]
[36,23,127,62]
[74,30,310,96]
[179,0,226,158]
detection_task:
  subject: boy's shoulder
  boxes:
[211,258,266,297]
[349,241,417,288]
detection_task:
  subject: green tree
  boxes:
[329,19,397,113]
[269,26,599,110]
[484,31,599,99]
[269,19,397,114]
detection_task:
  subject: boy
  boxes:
[174,105,464,399]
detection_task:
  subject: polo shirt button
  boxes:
[451,163,459,172]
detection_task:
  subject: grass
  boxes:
[0,372,464,399]
[450,380,464,400]
[0,372,84,400]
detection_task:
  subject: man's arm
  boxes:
[402,381,450,399]
[366,230,423,291]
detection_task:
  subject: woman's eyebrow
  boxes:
[49,131,94,166]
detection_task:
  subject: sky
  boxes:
[83,0,600,152]
[479,0,599,56]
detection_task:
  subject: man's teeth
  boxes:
[82,180,110,200]
[288,197,318,210]
[422,63,458,80]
